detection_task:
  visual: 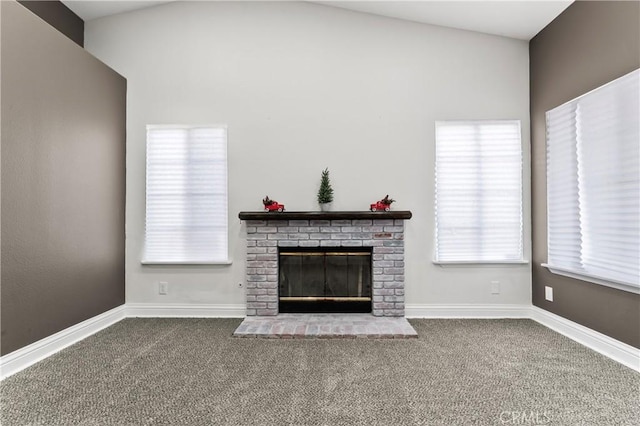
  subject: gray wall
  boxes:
[1,1,126,356]
[17,0,84,46]
[530,1,640,348]
[85,1,531,309]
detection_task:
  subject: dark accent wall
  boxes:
[530,1,640,348]
[1,1,126,356]
[17,0,84,47]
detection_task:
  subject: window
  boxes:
[545,69,639,292]
[143,125,228,264]
[434,120,523,263]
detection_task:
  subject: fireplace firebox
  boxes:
[279,248,372,313]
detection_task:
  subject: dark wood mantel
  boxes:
[238,211,412,221]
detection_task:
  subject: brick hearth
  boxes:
[239,211,412,317]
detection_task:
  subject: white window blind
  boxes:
[545,69,639,291]
[143,125,228,264]
[434,120,523,263]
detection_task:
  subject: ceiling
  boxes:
[61,1,173,21]
[60,0,573,41]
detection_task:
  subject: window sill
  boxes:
[141,260,233,266]
[542,263,640,294]
[433,260,529,266]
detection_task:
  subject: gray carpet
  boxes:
[1,318,638,425]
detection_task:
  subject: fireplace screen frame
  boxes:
[278,247,373,313]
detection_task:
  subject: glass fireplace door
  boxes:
[279,249,372,313]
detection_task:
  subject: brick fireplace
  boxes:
[238,211,412,317]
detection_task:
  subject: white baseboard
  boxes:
[0,305,126,380]
[405,303,531,319]
[0,303,243,380]
[530,306,640,373]
[405,303,639,372]
[3,303,637,380]
[126,303,245,318]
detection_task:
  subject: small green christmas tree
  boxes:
[317,168,334,204]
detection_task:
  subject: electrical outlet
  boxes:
[545,286,553,302]
[158,281,168,295]
[491,280,500,294]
